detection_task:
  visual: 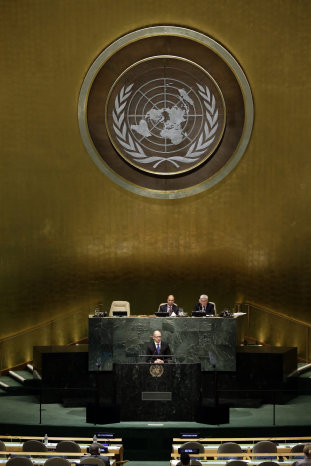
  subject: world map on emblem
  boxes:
[106,57,226,175]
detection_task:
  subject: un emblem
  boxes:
[149,364,164,377]
[78,26,253,198]
[106,57,225,175]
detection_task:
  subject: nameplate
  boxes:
[142,391,172,401]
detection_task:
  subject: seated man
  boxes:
[192,294,215,316]
[83,443,109,466]
[177,452,199,466]
[146,330,172,363]
[159,294,179,316]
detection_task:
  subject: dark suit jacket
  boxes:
[146,340,172,363]
[193,301,215,315]
[296,459,311,466]
[159,303,179,315]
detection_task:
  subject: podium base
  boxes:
[196,405,230,425]
[86,404,120,424]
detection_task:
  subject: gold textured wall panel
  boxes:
[0,0,310,368]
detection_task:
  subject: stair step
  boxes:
[27,363,34,373]
[10,370,34,381]
[9,370,27,383]
[0,375,22,387]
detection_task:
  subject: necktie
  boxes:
[169,306,172,314]
[157,343,160,355]
[203,306,206,312]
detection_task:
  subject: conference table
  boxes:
[0,452,116,466]
[2,442,122,459]
[171,439,307,461]
[171,461,296,466]
[1,439,122,465]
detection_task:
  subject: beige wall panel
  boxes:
[0,0,310,365]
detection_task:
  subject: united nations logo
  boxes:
[78,26,253,198]
[149,364,164,377]
[106,57,225,175]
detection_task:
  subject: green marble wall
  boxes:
[88,316,239,371]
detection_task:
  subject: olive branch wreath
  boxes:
[112,83,219,169]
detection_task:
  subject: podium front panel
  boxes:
[115,363,201,421]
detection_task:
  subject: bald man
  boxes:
[159,294,179,316]
[146,330,172,363]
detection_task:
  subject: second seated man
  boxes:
[192,294,215,316]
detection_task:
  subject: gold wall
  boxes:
[0,0,310,367]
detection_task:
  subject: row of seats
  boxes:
[173,440,306,465]
[0,439,118,466]
[179,439,305,453]
[222,462,295,466]
[2,459,108,466]
[0,440,82,453]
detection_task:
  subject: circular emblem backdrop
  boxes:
[78,26,253,198]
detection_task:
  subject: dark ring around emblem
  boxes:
[78,26,253,198]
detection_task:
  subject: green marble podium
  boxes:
[115,363,201,421]
[88,316,243,372]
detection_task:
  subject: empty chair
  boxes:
[109,301,130,316]
[55,441,81,453]
[80,458,109,466]
[7,458,33,466]
[23,440,48,452]
[252,441,277,460]
[257,462,279,466]
[180,441,204,461]
[209,301,217,314]
[180,441,204,454]
[291,444,305,459]
[226,461,248,466]
[218,443,242,460]
[44,458,71,466]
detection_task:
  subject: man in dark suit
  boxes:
[159,294,179,316]
[83,443,109,466]
[192,294,215,315]
[146,330,172,363]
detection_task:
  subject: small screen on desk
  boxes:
[178,448,200,454]
[112,311,128,317]
[96,433,114,438]
[180,433,200,438]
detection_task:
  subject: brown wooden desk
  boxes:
[171,447,306,460]
[173,437,311,442]
[0,437,122,443]
[0,451,116,466]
